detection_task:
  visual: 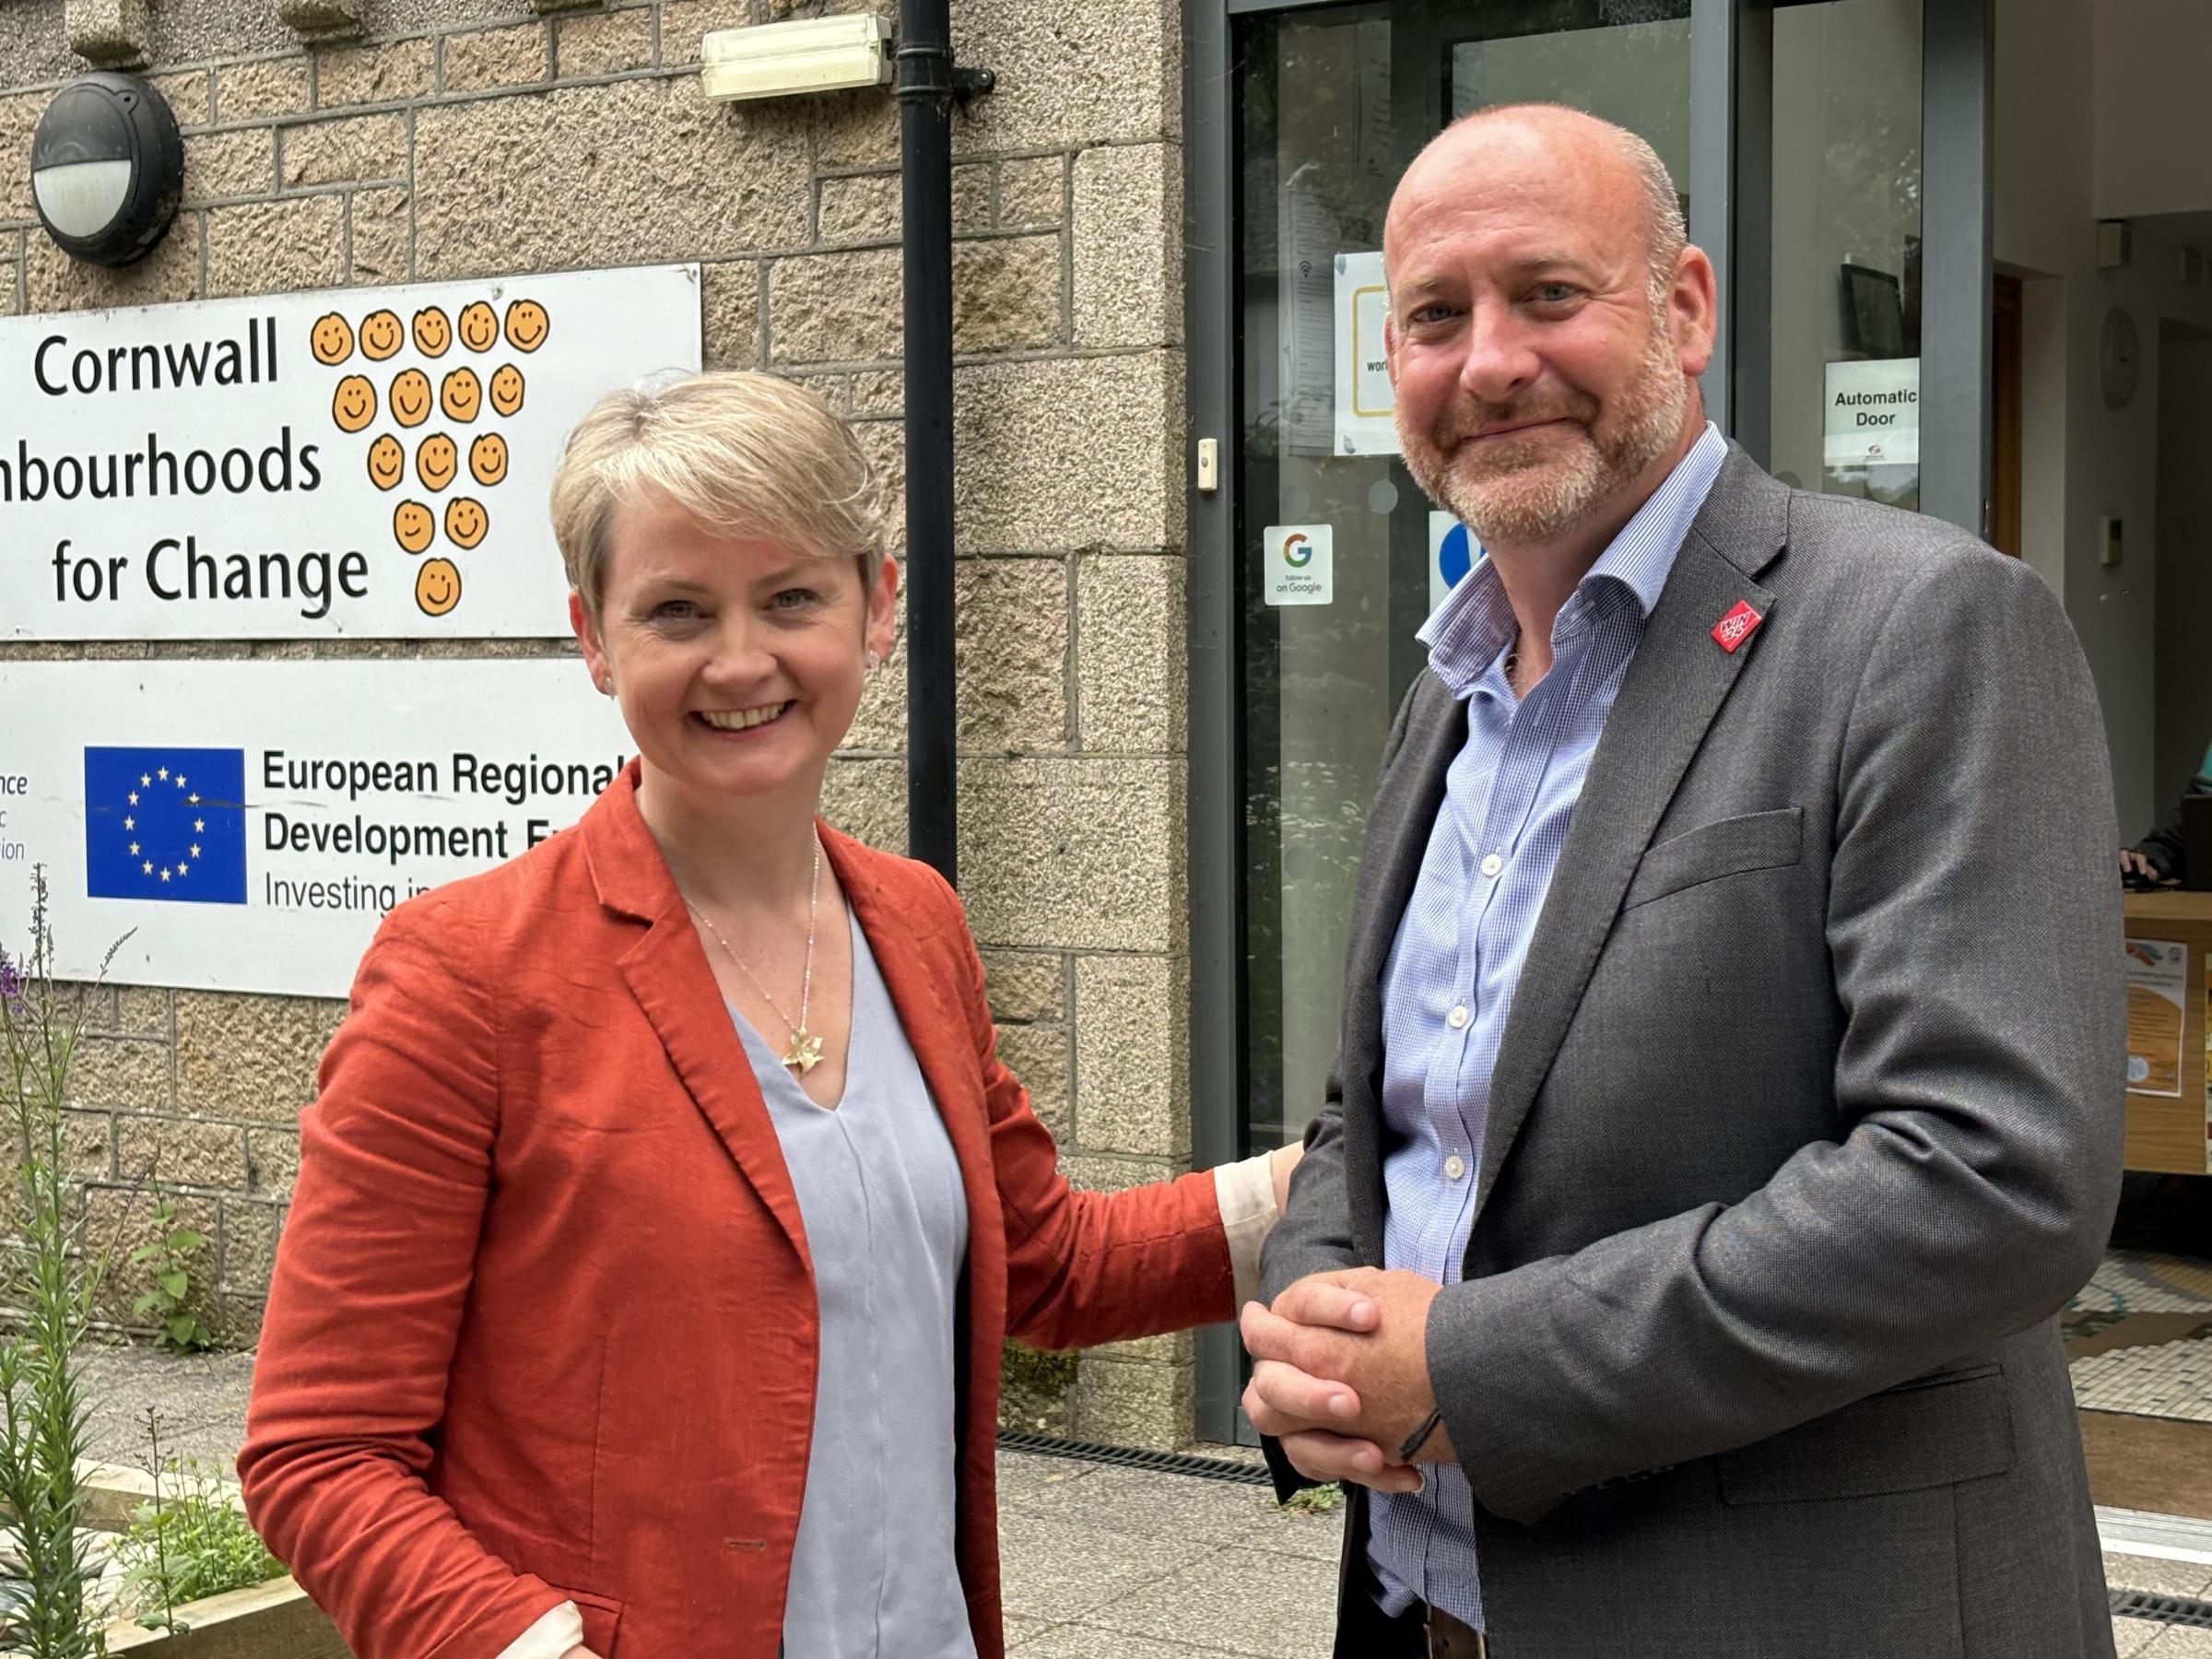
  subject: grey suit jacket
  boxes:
[1260,447,2125,1659]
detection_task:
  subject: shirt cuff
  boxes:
[1213,1150,1283,1312]
[497,1603,583,1659]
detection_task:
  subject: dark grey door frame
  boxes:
[1181,0,1990,1443]
[1920,0,1995,535]
[1183,0,1246,1444]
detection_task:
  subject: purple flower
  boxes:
[0,947,20,1016]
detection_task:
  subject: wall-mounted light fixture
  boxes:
[700,15,894,102]
[31,72,184,267]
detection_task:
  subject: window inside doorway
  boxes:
[1767,0,1925,507]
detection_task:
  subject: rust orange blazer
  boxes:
[238,763,1235,1659]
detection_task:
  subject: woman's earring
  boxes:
[865,649,881,675]
[600,677,616,697]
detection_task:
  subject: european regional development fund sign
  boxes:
[0,661,633,996]
[0,265,700,639]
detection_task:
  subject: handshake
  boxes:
[1238,1266,1457,1496]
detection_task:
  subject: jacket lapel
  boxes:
[1342,675,1464,1257]
[1475,449,1788,1214]
[581,765,813,1274]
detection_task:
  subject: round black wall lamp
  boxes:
[30,73,184,267]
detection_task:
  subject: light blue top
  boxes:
[728,911,977,1659]
[1368,426,1729,1624]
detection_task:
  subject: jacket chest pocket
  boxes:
[1621,806,1804,912]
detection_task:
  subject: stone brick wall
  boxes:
[1,0,1203,1446]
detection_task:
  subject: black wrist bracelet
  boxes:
[1397,1406,1444,1462]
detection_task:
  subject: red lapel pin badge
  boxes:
[1711,600,1764,654]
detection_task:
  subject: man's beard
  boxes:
[1399,309,1690,547]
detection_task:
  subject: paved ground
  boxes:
[72,1343,2212,1656]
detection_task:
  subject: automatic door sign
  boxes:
[1822,358,1919,470]
[1,265,700,641]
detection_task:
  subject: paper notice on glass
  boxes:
[1358,18,1394,182]
[1280,172,1349,457]
[1823,358,1920,468]
[1335,251,1397,456]
[2124,937,2187,1097]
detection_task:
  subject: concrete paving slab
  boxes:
[995,1511,1214,1624]
[1016,1627,1243,1659]
[2140,1624,2212,1657]
[2108,1549,2212,1599]
[1075,1543,1338,1658]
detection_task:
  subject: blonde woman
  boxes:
[239,371,1296,1659]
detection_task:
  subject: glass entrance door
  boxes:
[1232,0,1692,1157]
[1184,0,1988,1443]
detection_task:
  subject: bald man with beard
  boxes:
[1238,104,2123,1659]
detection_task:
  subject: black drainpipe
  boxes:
[896,1,991,883]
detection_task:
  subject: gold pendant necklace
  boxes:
[687,833,825,1076]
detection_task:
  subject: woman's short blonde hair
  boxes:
[549,370,889,620]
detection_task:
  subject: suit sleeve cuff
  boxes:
[1214,1151,1282,1312]
[496,1603,583,1659]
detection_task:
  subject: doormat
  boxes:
[2070,1251,2212,1425]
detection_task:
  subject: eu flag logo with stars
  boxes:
[84,747,248,906]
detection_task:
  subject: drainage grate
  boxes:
[2111,1590,2212,1629]
[996,1430,1277,1487]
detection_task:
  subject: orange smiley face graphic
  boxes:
[311,312,355,365]
[359,309,405,361]
[394,500,437,555]
[488,363,525,418]
[390,369,433,429]
[415,558,463,617]
[441,367,483,423]
[457,300,500,352]
[443,496,489,550]
[332,374,377,433]
[417,433,459,492]
[468,431,509,487]
[366,433,406,490]
[413,307,453,358]
[503,299,550,352]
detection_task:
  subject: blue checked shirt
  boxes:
[1368,425,1727,1625]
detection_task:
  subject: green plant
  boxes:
[0,868,124,1657]
[114,1453,282,1622]
[998,1341,1079,1432]
[127,1202,213,1355]
[1277,1483,1342,1516]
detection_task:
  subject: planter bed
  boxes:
[29,1462,347,1659]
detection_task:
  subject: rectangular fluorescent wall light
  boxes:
[700,15,893,102]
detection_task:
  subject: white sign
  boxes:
[1427,512,1478,615]
[0,660,633,996]
[1334,251,1398,457]
[1,265,701,642]
[1280,175,1349,458]
[1822,357,1919,469]
[1262,524,1333,606]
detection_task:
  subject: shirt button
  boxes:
[1446,1005,1470,1030]
[1444,1155,1466,1181]
[1479,853,1503,877]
